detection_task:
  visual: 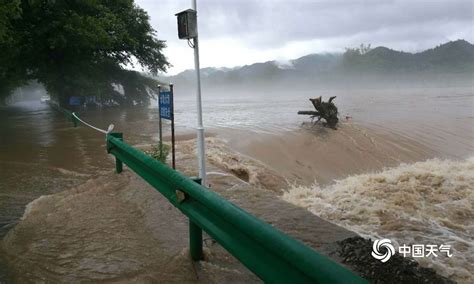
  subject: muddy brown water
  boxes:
[0,86,473,282]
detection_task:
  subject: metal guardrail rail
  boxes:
[52,104,367,283]
[48,102,79,127]
[106,133,366,283]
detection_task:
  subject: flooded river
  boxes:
[0,86,473,282]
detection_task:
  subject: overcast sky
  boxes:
[135,0,474,75]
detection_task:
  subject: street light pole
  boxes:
[192,0,207,186]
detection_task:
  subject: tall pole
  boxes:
[192,0,207,186]
[158,85,163,159]
[170,83,176,170]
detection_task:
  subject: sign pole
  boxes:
[170,83,176,169]
[192,0,207,186]
[158,85,163,159]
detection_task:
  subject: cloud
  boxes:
[135,0,474,74]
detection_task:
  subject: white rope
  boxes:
[72,112,114,135]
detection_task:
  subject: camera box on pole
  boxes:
[175,9,197,39]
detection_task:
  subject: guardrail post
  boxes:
[190,177,203,260]
[71,116,78,127]
[108,133,124,173]
[190,221,203,260]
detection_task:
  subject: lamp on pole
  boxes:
[175,1,206,186]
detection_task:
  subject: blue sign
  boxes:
[69,96,81,106]
[159,91,173,120]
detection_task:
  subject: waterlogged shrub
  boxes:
[145,142,170,163]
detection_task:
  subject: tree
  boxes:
[342,43,372,68]
[0,0,169,107]
[0,0,24,104]
[0,0,20,42]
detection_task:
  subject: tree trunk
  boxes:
[297,96,339,129]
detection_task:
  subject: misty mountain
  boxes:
[343,40,474,74]
[162,40,474,91]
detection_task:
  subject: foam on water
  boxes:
[282,157,474,283]
[174,137,288,191]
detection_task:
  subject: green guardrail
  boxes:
[48,102,79,127]
[52,104,367,283]
[107,133,366,283]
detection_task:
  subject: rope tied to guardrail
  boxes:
[72,112,114,135]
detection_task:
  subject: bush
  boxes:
[145,142,170,163]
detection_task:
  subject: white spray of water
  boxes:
[282,157,474,283]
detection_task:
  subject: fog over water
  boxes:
[168,85,474,157]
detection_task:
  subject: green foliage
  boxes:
[0,0,24,104]
[145,142,170,163]
[0,0,20,42]
[345,43,372,56]
[0,0,169,106]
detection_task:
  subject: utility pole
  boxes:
[192,0,206,186]
[175,1,207,186]
[176,2,206,260]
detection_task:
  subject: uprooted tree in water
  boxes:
[298,96,339,129]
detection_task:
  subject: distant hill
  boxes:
[162,40,474,91]
[342,40,474,73]
[417,40,474,72]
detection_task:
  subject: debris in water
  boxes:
[297,96,339,129]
